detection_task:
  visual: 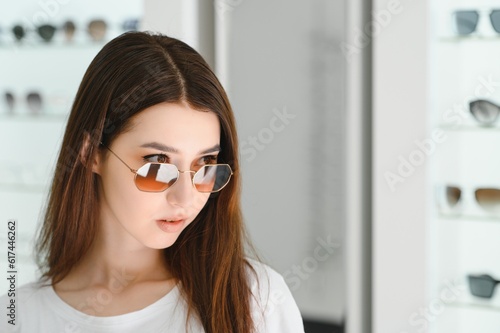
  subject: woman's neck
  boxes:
[52,233,177,317]
[57,229,171,292]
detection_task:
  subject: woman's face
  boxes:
[94,102,221,250]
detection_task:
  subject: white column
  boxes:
[372,0,429,332]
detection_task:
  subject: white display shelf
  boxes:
[437,214,500,222]
[0,184,49,193]
[446,302,500,312]
[0,41,109,50]
[438,35,500,43]
[0,113,69,122]
[0,0,144,300]
[434,304,500,333]
[431,214,500,332]
[437,124,500,132]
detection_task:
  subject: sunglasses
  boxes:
[12,24,57,42]
[101,144,233,193]
[60,19,108,42]
[453,10,500,35]
[468,274,500,298]
[11,19,108,43]
[469,99,500,126]
[4,91,42,115]
[437,185,500,215]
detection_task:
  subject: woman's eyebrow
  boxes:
[199,144,221,154]
[139,142,221,154]
[140,142,178,153]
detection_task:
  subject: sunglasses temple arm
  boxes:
[100,142,137,174]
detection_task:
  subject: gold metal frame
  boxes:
[101,143,233,193]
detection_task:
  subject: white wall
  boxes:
[372,0,429,332]
[142,0,214,68]
[218,0,346,322]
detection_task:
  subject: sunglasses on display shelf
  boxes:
[3,91,42,115]
[11,19,107,43]
[12,24,57,43]
[10,18,140,44]
[469,99,500,126]
[61,20,76,42]
[468,274,500,298]
[436,185,500,215]
[121,19,140,32]
[57,19,107,42]
[100,143,233,193]
[453,9,500,35]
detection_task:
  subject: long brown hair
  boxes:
[36,31,257,333]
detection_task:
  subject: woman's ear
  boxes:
[80,132,102,175]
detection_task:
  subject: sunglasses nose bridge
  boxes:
[164,169,198,207]
[176,169,197,188]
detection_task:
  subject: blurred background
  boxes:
[1,0,500,333]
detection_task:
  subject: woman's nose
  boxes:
[166,170,196,207]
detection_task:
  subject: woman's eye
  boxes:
[143,154,169,164]
[200,155,218,165]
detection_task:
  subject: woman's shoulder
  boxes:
[245,258,294,302]
[0,279,49,303]
[0,279,51,331]
[245,258,305,333]
[0,279,52,313]
[245,258,289,292]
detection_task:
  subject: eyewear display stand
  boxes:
[430,0,500,332]
[0,1,142,295]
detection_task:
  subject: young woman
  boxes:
[0,32,304,332]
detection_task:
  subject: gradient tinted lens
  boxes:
[468,275,498,298]
[454,10,479,35]
[475,188,500,213]
[193,164,232,193]
[122,18,140,31]
[470,100,500,125]
[134,163,232,193]
[135,163,178,192]
[490,10,500,33]
[88,19,107,41]
[62,20,76,41]
[37,24,56,42]
[4,92,14,113]
[12,25,25,41]
[27,92,42,114]
[446,186,461,207]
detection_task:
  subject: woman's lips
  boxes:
[156,219,186,233]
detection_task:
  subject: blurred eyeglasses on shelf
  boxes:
[62,20,76,42]
[3,91,42,115]
[12,24,56,42]
[11,19,107,43]
[453,9,500,35]
[468,274,500,299]
[9,18,140,44]
[469,99,500,126]
[121,18,140,32]
[436,185,500,216]
[87,19,107,42]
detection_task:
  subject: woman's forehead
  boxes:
[117,102,221,153]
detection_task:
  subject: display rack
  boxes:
[0,0,142,294]
[430,2,500,332]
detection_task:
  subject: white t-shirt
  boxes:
[0,261,304,332]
